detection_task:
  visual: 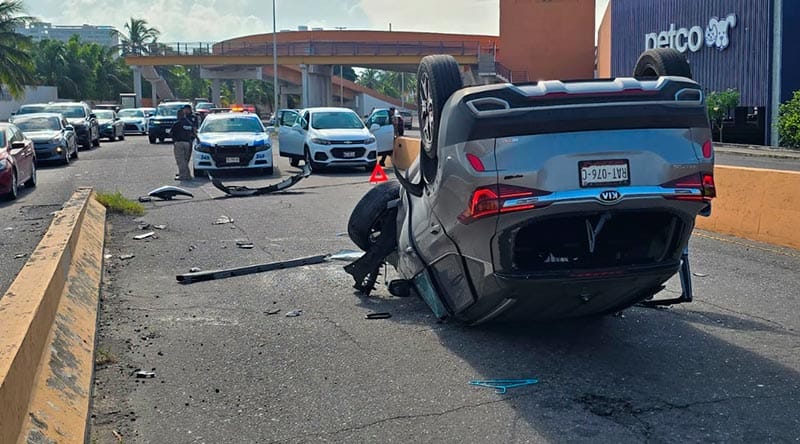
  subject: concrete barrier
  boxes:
[0,188,106,444]
[392,137,800,250]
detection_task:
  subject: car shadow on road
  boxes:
[351,292,800,441]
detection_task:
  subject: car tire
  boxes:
[2,169,18,201]
[62,149,71,165]
[119,133,125,141]
[148,135,156,144]
[633,48,693,79]
[417,54,463,184]
[290,158,300,167]
[304,146,321,172]
[24,160,36,187]
[92,135,100,147]
[81,140,91,150]
[365,161,377,172]
[347,181,401,251]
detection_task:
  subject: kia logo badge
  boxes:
[599,190,621,203]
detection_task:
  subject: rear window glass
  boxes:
[44,105,86,118]
[14,116,61,132]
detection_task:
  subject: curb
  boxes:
[0,188,106,444]
[715,143,800,160]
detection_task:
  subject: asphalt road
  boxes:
[73,136,799,443]
[1,135,798,442]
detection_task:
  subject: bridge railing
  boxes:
[133,40,487,58]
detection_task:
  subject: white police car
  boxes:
[193,113,273,176]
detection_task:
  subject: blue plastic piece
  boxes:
[468,379,539,394]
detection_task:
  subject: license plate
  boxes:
[226,157,240,164]
[579,160,629,187]
[342,151,356,158]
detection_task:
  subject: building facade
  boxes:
[16,22,119,47]
[598,0,800,145]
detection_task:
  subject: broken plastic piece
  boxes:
[134,370,156,379]
[138,196,152,203]
[210,164,311,197]
[468,379,539,394]
[265,308,281,315]
[213,215,234,225]
[329,250,365,262]
[14,253,26,259]
[189,267,201,273]
[176,254,329,284]
[365,312,392,320]
[154,224,167,230]
[134,232,155,240]
[236,240,255,249]
[119,254,135,260]
[285,309,303,317]
[147,186,193,200]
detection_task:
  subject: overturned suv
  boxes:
[345,49,715,324]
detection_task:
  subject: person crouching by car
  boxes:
[170,109,196,181]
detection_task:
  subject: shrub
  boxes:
[95,191,145,216]
[778,90,800,149]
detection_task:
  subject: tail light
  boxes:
[458,185,551,224]
[702,140,713,158]
[662,173,716,201]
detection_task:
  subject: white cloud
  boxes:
[358,0,499,35]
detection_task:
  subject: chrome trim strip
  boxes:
[502,186,702,208]
[465,97,510,115]
[467,100,703,118]
[470,299,516,325]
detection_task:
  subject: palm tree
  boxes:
[0,0,36,98]
[116,17,160,56]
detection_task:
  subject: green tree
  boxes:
[355,68,416,106]
[778,90,800,149]
[116,17,160,56]
[356,68,381,89]
[706,88,740,143]
[0,0,36,98]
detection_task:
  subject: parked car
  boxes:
[0,122,37,200]
[12,113,78,165]
[148,101,192,144]
[195,102,216,122]
[278,107,378,171]
[193,112,273,176]
[93,109,125,141]
[399,110,413,129]
[118,108,151,134]
[364,108,396,155]
[345,50,715,324]
[42,102,99,150]
[10,103,47,120]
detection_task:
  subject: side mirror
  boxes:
[370,123,380,132]
[11,141,26,150]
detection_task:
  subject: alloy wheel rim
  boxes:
[419,73,434,149]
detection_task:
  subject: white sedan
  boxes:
[278,107,378,171]
[192,113,273,176]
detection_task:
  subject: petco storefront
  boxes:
[597,0,800,145]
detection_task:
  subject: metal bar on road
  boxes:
[176,254,329,284]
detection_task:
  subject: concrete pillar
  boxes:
[234,80,244,104]
[300,64,333,108]
[211,79,221,105]
[300,64,309,108]
[132,66,143,107]
[151,82,158,105]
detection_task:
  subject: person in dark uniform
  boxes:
[170,108,196,181]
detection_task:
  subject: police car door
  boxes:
[278,110,303,157]
[367,110,393,154]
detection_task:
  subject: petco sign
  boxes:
[645,13,737,53]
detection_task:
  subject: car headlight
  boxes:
[195,142,213,153]
[310,138,331,145]
[366,136,376,144]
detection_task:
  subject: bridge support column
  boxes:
[132,66,142,107]
[234,80,244,104]
[211,79,221,105]
[300,64,332,108]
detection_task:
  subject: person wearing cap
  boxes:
[169,108,196,181]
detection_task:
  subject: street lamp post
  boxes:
[272,0,278,116]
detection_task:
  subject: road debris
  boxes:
[147,185,194,200]
[469,379,539,394]
[176,254,328,284]
[189,267,201,273]
[112,429,123,442]
[329,250,364,262]
[693,272,709,277]
[154,224,167,230]
[139,223,151,230]
[138,196,152,203]
[14,253,27,259]
[134,232,155,240]
[365,312,392,320]
[134,370,156,379]
[119,254,135,260]
[236,240,255,249]
[285,309,303,317]
[213,215,234,225]
[265,308,281,315]
[211,164,311,197]
[104,254,113,259]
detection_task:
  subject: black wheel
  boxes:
[119,133,125,141]
[193,170,208,179]
[365,161,377,172]
[81,140,91,150]
[304,146,321,172]
[107,136,114,142]
[24,160,36,187]
[417,55,463,184]
[290,158,300,167]
[92,135,100,147]
[347,181,401,251]
[148,135,156,144]
[2,169,18,200]
[633,48,693,79]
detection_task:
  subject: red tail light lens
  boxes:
[459,185,551,224]
[466,153,485,172]
[662,173,715,201]
[702,140,713,158]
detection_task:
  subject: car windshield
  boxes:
[14,117,60,132]
[17,105,46,115]
[200,117,263,133]
[118,109,144,118]
[196,103,214,110]
[157,104,187,116]
[44,105,86,118]
[94,110,115,120]
[311,112,364,129]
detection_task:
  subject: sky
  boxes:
[21,0,610,42]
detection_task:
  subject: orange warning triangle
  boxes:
[369,163,389,183]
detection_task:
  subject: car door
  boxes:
[367,110,394,154]
[62,117,76,151]
[278,110,303,157]
[9,126,33,182]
